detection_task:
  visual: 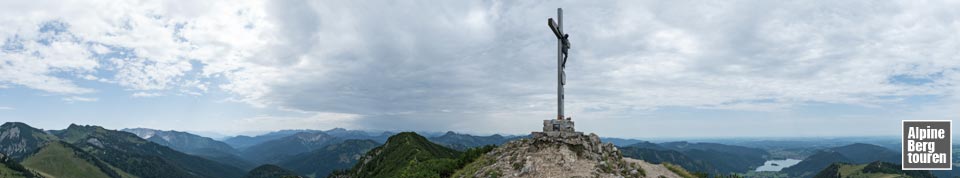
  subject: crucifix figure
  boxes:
[548,8,571,121]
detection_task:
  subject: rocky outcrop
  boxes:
[0,122,56,161]
[454,132,680,178]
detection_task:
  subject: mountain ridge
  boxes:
[122,128,237,154]
[50,123,246,178]
[782,143,898,178]
[277,139,379,178]
[427,131,516,151]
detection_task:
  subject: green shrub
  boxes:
[664,163,699,178]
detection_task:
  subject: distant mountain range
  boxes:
[224,130,325,149]
[2,121,955,178]
[0,122,247,178]
[619,143,717,174]
[241,131,342,164]
[600,137,645,146]
[619,141,769,175]
[781,143,899,178]
[426,131,518,151]
[122,128,238,154]
[277,139,379,177]
[223,129,392,150]
[121,128,256,170]
[121,127,397,169]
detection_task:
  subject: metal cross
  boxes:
[548,8,571,120]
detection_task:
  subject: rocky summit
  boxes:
[454,119,681,178]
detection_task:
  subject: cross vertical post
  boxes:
[557,8,563,120]
[548,8,570,121]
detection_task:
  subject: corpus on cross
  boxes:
[548,8,571,121]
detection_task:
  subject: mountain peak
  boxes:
[124,127,158,131]
[340,132,459,177]
[0,122,44,136]
[384,132,431,144]
[121,128,159,139]
[65,123,106,131]
[1,122,30,128]
[454,131,661,177]
[0,122,56,160]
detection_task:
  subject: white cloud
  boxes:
[82,75,98,80]
[221,1,959,115]
[0,106,13,110]
[0,25,98,94]
[62,96,98,103]
[1,0,959,135]
[0,0,266,95]
[131,92,162,98]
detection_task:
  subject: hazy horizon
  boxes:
[2,1,959,138]
[3,121,937,142]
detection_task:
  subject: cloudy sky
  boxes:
[0,0,958,138]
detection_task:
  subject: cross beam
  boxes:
[548,8,571,120]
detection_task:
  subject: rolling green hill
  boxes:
[782,151,851,178]
[658,141,769,173]
[828,143,898,163]
[339,132,462,178]
[21,141,130,178]
[189,148,258,171]
[813,161,934,178]
[619,146,719,174]
[225,130,323,149]
[0,153,42,178]
[244,164,302,178]
[783,143,900,178]
[277,139,379,178]
[620,141,767,174]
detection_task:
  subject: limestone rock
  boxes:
[454,131,682,178]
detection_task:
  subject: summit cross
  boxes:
[548,8,571,120]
